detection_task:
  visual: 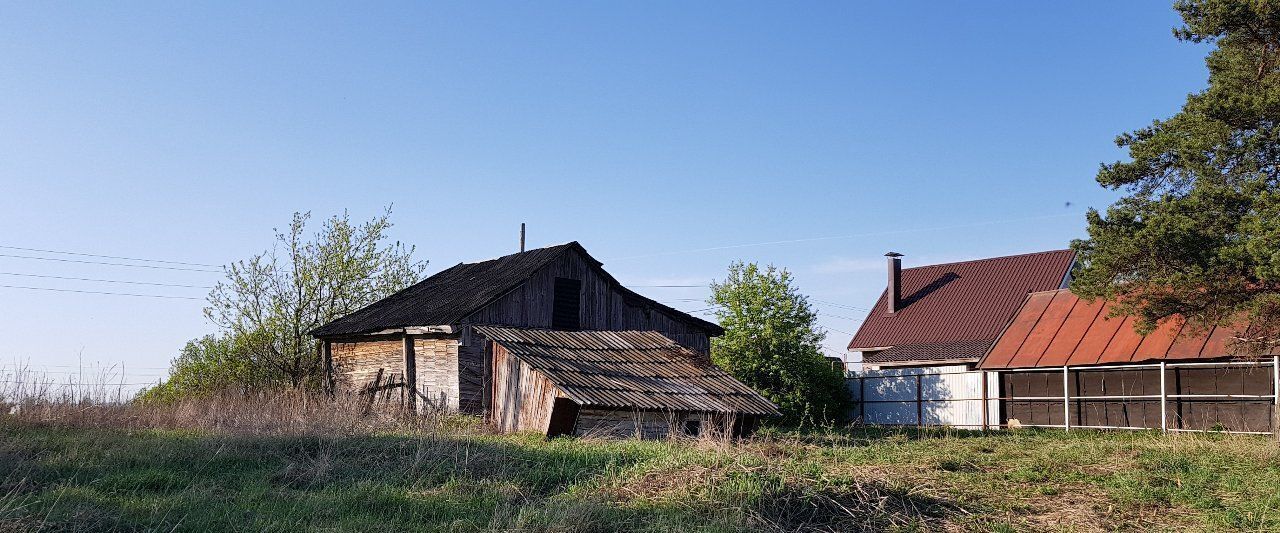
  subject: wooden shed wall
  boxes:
[331,339,404,391]
[489,343,561,434]
[454,249,716,413]
[573,408,755,439]
[414,337,460,411]
[329,337,461,410]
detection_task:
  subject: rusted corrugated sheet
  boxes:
[1094,315,1141,364]
[1039,297,1105,367]
[978,289,1265,369]
[1068,306,1125,365]
[850,250,1075,364]
[475,326,780,416]
[980,291,1056,369]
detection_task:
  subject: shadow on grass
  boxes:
[0,422,991,532]
[0,423,690,531]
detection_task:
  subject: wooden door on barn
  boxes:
[547,398,580,437]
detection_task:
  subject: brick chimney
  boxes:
[885,252,903,315]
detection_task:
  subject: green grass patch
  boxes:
[2,420,1279,531]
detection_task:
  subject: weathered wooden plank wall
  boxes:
[489,343,561,433]
[330,339,403,390]
[572,408,754,439]
[414,337,460,411]
[330,336,461,410]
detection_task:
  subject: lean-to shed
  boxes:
[477,326,779,438]
[978,289,1280,434]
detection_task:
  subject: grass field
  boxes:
[4,403,1280,533]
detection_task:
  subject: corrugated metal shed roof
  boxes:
[312,242,722,337]
[475,326,780,416]
[861,339,992,364]
[849,250,1075,365]
[977,289,1271,369]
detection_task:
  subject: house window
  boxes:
[552,277,582,330]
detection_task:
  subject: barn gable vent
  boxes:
[552,277,582,330]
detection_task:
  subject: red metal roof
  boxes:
[848,250,1075,364]
[977,289,1268,369]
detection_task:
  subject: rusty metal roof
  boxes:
[475,326,780,416]
[977,289,1272,369]
[313,242,722,337]
[849,250,1075,365]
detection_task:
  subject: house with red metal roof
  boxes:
[848,250,1076,370]
[976,289,1280,434]
[844,250,1075,428]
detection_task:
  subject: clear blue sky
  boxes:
[0,2,1208,386]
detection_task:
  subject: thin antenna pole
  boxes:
[520,223,526,252]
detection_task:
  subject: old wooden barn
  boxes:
[310,241,777,436]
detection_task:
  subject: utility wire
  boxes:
[0,379,158,386]
[0,244,219,267]
[820,325,855,337]
[811,299,871,312]
[7,364,171,370]
[0,284,203,300]
[608,212,1084,261]
[4,367,168,375]
[0,253,222,273]
[0,272,214,289]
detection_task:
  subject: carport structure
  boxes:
[977,289,1280,434]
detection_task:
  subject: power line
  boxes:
[3,368,168,375]
[820,325,855,337]
[608,212,1084,261]
[0,253,222,273]
[0,244,219,267]
[627,284,706,288]
[811,299,871,312]
[0,272,214,289]
[0,284,203,300]
[0,380,158,386]
[6,364,171,370]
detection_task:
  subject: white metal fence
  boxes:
[848,365,999,429]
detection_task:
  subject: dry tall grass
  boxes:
[0,366,469,437]
[5,368,1280,531]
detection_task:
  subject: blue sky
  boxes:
[0,2,1208,387]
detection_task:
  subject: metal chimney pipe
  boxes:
[520,223,526,252]
[886,252,903,314]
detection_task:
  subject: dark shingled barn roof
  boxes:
[848,250,1075,365]
[476,326,780,416]
[312,242,722,337]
